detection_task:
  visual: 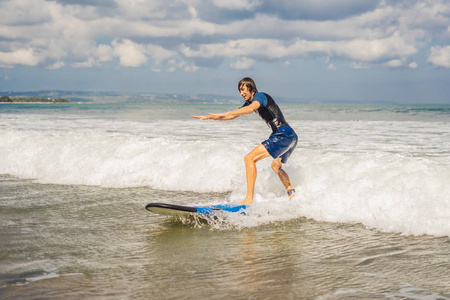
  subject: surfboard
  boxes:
[145,202,248,217]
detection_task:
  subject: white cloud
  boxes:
[428,46,450,68]
[97,44,114,62]
[112,39,147,67]
[72,57,98,68]
[408,61,418,69]
[384,58,418,69]
[0,48,41,67]
[182,34,417,65]
[230,57,256,69]
[145,44,177,64]
[331,35,417,62]
[188,6,198,18]
[47,61,65,70]
[385,58,405,68]
[351,61,370,69]
[165,58,198,72]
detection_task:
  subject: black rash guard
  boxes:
[243,92,289,132]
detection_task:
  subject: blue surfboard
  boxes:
[145,202,248,217]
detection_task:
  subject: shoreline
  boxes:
[0,102,93,104]
[0,102,69,104]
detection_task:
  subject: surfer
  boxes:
[192,77,298,205]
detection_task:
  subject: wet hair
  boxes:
[238,77,258,93]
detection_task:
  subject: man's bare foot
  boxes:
[240,196,253,205]
[287,187,295,200]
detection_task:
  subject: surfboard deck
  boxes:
[145,202,248,217]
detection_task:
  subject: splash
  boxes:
[1,113,449,238]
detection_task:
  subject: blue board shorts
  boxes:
[262,126,298,163]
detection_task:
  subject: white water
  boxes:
[1,105,449,237]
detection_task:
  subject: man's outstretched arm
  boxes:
[191,114,239,121]
[192,101,260,121]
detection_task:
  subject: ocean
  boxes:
[0,102,449,299]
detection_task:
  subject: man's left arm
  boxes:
[192,101,260,121]
[209,101,260,120]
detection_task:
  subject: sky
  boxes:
[1,0,450,103]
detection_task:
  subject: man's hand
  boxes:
[191,114,213,120]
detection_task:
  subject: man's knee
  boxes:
[244,153,254,166]
[271,158,282,173]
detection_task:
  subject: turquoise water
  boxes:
[1,103,449,298]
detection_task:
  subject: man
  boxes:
[192,77,298,205]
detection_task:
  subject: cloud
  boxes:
[351,61,370,69]
[145,44,177,64]
[258,0,380,21]
[47,61,65,70]
[112,39,147,67]
[383,58,417,69]
[53,0,116,8]
[0,48,41,67]
[197,0,379,24]
[109,39,178,69]
[212,0,261,11]
[72,57,98,68]
[428,46,450,68]
[182,34,417,64]
[409,61,418,68]
[166,59,198,72]
[0,0,51,26]
[0,0,449,72]
[385,58,406,68]
[230,57,256,69]
[97,44,114,62]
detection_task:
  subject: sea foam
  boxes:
[1,107,449,238]
[1,125,449,237]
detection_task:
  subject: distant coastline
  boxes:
[0,95,70,103]
[0,90,366,104]
[4,90,443,104]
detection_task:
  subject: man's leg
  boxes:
[271,158,295,200]
[240,144,271,205]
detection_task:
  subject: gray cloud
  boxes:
[52,0,117,8]
[194,0,380,25]
[258,0,381,21]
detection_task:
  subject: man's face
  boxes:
[239,84,253,101]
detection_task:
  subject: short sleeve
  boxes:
[252,93,268,107]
